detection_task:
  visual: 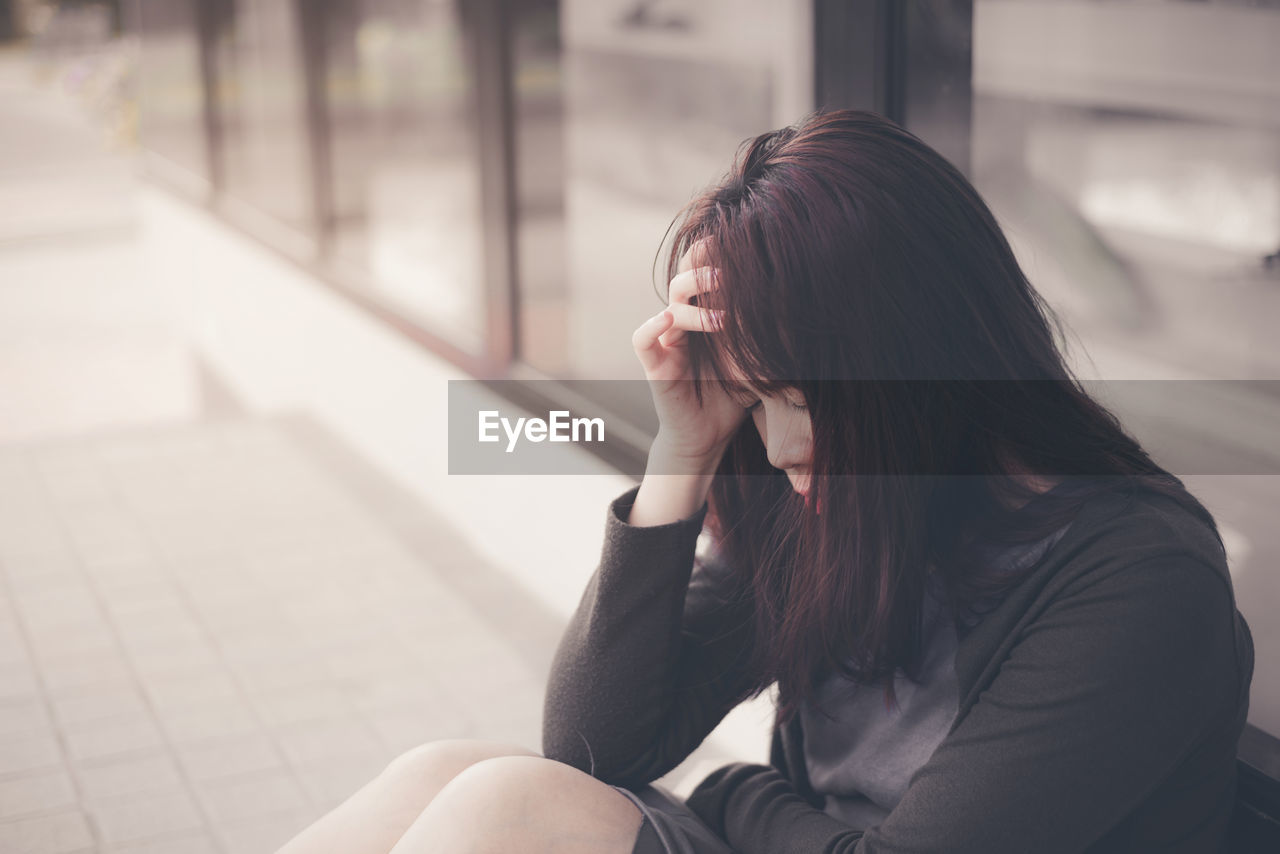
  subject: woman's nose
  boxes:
[768,438,810,470]
[768,445,794,469]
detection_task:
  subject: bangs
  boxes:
[675,213,807,399]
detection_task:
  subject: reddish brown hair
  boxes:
[663,109,1222,725]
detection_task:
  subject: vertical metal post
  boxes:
[813,0,972,175]
[900,1,972,176]
[878,0,906,124]
[194,0,227,198]
[814,0,879,113]
[471,0,519,371]
[296,0,337,253]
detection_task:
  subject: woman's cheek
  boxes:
[751,407,767,444]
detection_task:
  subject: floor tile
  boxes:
[0,699,54,739]
[0,731,64,776]
[193,768,309,825]
[158,702,261,745]
[217,808,318,854]
[103,833,220,854]
[141,674,240,716]
[292,753,387,810]
[75,752,185,802]
[0,809,95,854]
[174,733,283,783]
[61,712,165,763]
[0,769,78,819]
[272,717,387,768]
[89,789,206,846]
[49,684,149,729]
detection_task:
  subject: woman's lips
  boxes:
[792,476,820,513]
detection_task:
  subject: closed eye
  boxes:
[746,398,806,412]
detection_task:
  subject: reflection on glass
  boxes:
[971,0,1280,381]
[136,0,207,179]
[217,0,312,232]
[325,0,486,353]
[514,0,813,406]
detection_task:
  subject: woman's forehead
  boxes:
[718,358,791,394]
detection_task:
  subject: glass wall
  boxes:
[324,0,488,351]
[970,0,1279,381]
[215,0,313,233]
[512,0,814,426]
[134,0,208,181]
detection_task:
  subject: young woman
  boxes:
[276,110,1253,854]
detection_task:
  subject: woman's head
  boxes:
[660,109,1221,724]
[668,110,1068,388]
[668,109,1094,511]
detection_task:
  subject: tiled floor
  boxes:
[0,414,566,853]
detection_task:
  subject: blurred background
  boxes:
[0,0,1276,851]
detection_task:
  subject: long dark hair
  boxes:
[663,109,1223,726]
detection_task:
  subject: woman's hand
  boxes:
[632,241,751,470]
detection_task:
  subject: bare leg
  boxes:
[389,754,644,854]
[275,739,540,854]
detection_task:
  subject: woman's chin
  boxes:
[799,488,821,514]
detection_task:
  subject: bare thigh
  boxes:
[274,738,540,854]
[389,754,645,854]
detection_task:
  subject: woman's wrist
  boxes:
[648,432,727,477]
[626,438,722,527]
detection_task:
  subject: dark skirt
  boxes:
[611,783,736,854]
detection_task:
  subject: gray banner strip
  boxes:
[448,379,1280,476]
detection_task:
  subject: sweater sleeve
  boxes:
[541,483,760,790]
[684,553,1246,854]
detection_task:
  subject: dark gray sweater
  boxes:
[542,482,1254,853]
[800,519,1074,829]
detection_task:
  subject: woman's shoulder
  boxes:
[1053,481,1230,588]
[978,483,1250,688]
[1022,483,1248,673]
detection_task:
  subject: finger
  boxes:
[655,297,725,350]
[632,310,674,370]
[677,236,716,275]
[668,266,720,305]
[666,301,724,334]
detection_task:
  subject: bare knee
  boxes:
[426,755,642,852]
[382,738,540,789]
